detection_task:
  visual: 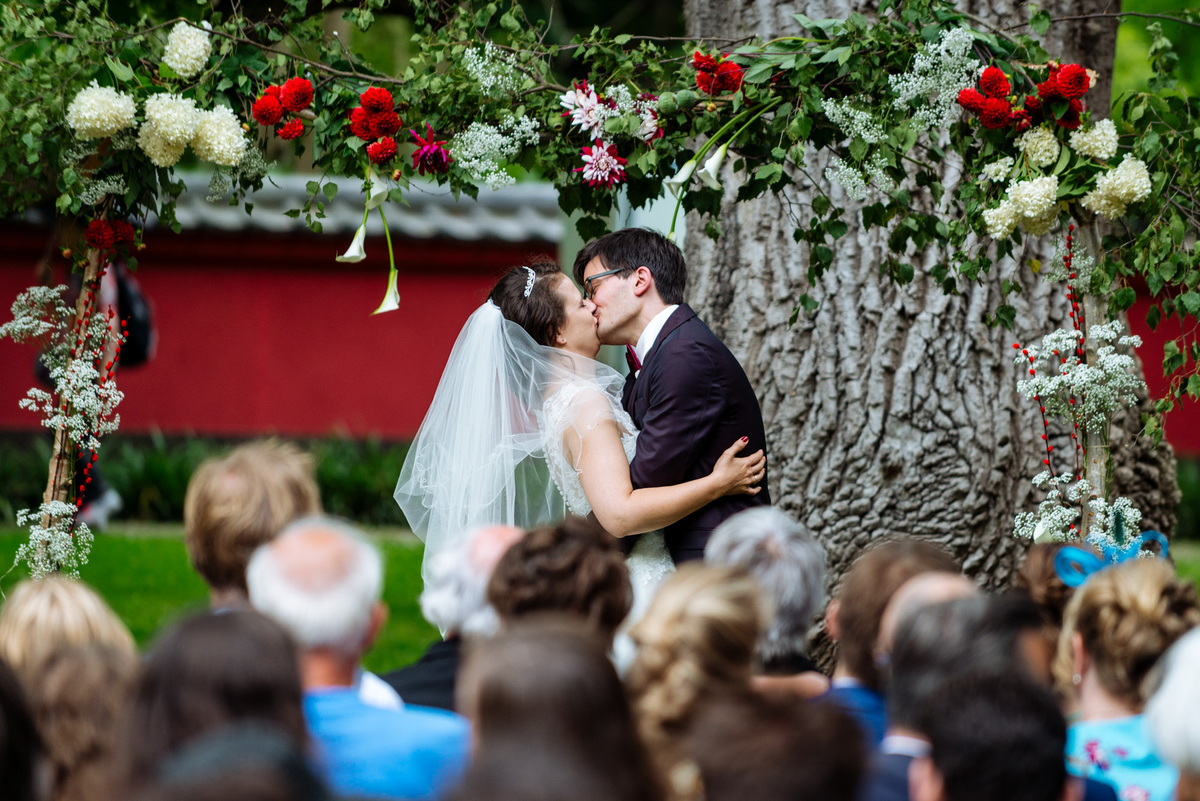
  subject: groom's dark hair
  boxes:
[572,228,687,305]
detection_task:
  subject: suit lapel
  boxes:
[641,304,696,370]
[625,305,696,424]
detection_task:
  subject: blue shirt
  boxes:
[1067,715,1178,801]
[305,687,470,800]
[824,680,888,749]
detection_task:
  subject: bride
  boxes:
[395,261,764,612]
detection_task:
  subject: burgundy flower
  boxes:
[348,107,372,141]
[410,124,453,176]
[369,110,402,139]
[110,220,136,247]
[264,85,281,99]
[696,71,718,95]
[691,51,718,73]
[1056,98,1084,130]
[84,220,114,251]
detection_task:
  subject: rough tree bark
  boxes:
[681,0,1178,595]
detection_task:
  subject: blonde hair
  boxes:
[0,577,135,681]
[626,564,768,772]
[1054,559,1199,708]
[184,440,321,593]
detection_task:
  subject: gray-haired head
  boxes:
[246,516,382,657]
[1146,627,1200,775]
[705,507,826,662]
[420,525,524,637]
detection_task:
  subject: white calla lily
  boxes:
[371,266,400,315]
[1033,520,1054,544]
[335,222,367,263]
[697,142,729,190]
[664,159,697,198]
[364,167,389,210]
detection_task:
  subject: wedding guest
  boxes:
[626,564,766,799]
[1146,628,1200,801]
[0,575,135,684]
[488,516,632,647]
[1016,542,1079,687]
[1055,559,1199,801]
[0,657,42,801]
[383,525,523,711]
[25,643,138,801]
[823,539,959,747]
[248,517,470,800]
[909,671,1068,801]
[183,440,321,610]
[112,610,308,797]
[874,571,979,659]
[705,507,830,697]
[452,618,663,801]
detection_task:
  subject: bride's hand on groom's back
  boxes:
[713,437,766,497]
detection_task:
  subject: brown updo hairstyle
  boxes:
[488,260,566,346]
[1053,558,1199,708]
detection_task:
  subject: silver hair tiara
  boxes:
[522,266,536,298]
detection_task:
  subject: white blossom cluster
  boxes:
[144,93,200,146]
[1084,495,1144,551]
[463,43,524,96]
[1081,156,1152,220]
[79,176,128,206]
[887,27,979,130]
[1043,245,1096,284]
[231,144,272,186]
[0,285,70,344]
[1015,319,1144,432]
[1017,127,1060,169]
[983,175,1060,239]
[1069,119,1118,162]
[821,97,887,144]
[162,20,212,80]
[138,122,186,167]
[15,503,93,579]
[824,155,869,201]
[607,84,636,115]
[65,81,137,140]
[191,106,247,167]
[1014,471,1081,542]
[865,152,895,194]
[451,115,540,189]
[981,156,1014,183]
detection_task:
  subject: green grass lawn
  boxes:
[0,526,438,674]
[1,528,1197,676]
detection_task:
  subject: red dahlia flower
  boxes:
[411,124,453,176]
[277,119,305,140]
[1056,64,1090,99]
[251,95,284,127]
[979,66,1011,99]
[715,61,744,92]
[1009,108,1032,132]
[1024,95,1042,114]
[696,71,717,95]
[360,87,393,114]
[1056,98,1083,130]
[369,111,402,139]
[110,220,136,247]
[692,51,718,73]
[367,136,398,165]
[979,97,1013,130]
[279,77,314,112]
[349,108,372,141]
[264,85,281,99]
[84,220,114,251]
[957,88,985,112]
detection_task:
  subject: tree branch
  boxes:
[1005,11,1200,32]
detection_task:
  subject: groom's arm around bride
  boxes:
[574,228,771,564]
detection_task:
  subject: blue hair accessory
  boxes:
[1054,519,1170,588]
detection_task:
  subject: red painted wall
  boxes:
[0,223,552,440]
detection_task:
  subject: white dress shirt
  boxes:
[633,305,679,377]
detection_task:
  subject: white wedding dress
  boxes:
[539,381,675,670]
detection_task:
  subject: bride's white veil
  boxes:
[395,300,624,584]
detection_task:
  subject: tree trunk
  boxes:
[681,0,1177,597]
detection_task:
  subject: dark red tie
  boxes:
[625,344,641,374]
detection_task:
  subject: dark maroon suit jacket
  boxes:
[621,304,770,562]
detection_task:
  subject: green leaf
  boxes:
[323,183,338,201]
[1112,287,1137,312]
[816,46,851,65]
[743,59,778,84]
[754,163,783,184]
[1180,291,1200,316]
[848,137,868,163]
[995,304,1017,329]
[614,33,632,45]
[105,56,134,82]
[1030,9,1052,35]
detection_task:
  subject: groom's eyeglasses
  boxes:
[583,268,627,300]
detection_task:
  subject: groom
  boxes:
[574,228,771,564]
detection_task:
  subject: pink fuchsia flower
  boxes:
[411,124,453,176]
[575,140,627,188]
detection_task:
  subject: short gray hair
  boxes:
[420,526,518,637]
[705,508,826,661]
[1146,627,1200,773]
[246,516,382,656]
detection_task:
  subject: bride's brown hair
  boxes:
[488,261,566,347]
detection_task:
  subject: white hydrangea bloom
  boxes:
[137,121,187,168]
[65,81,137,140]
[1080,189,1126,219]
[981,156,1014,182]
[463,43,523,95]
[1017,127,1060,169]
[191,106,246,166]
[1007,175,1058,218]
[1069,119,1118,161]
[162,21,212,79]
[887,27,978,130]
[452,114,540,189]
[144,93,200,146]
[1020,208,1058,237]
[982,200,1019,239]
[821,98,886,144]
[1081,156,1151,220]
[823,156,868,201]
